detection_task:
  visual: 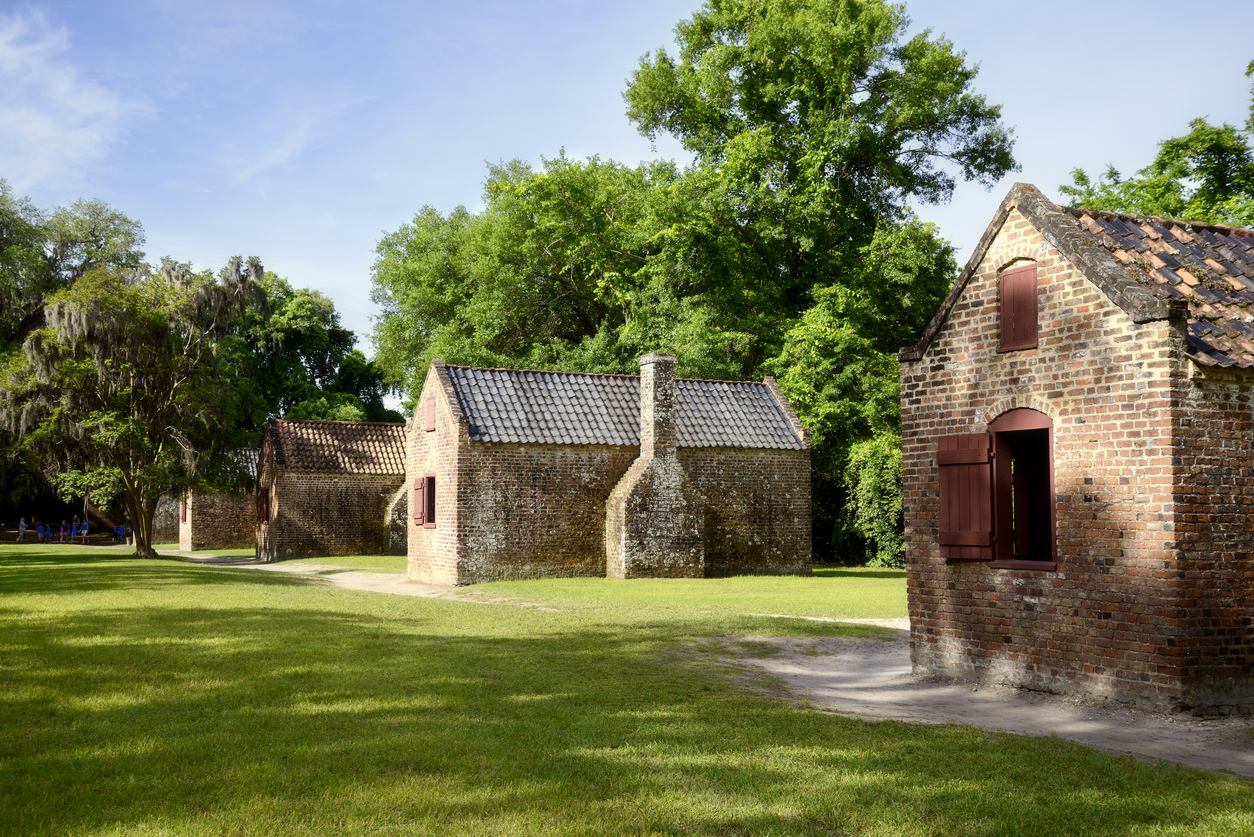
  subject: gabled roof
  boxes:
[267,419,407,474]
[900,182,1214,363]
[442,365,808,450]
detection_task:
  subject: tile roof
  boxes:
[268,419,407,474]
[444,366,807,449]
[236,449,260,480]
[1063,207,1254,368]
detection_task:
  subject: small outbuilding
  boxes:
[899,182,1254,714]
[407,353,812,585]
[256,418,407,562]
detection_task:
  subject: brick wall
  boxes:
[680,448,812,577]
[179,490,256,551]
[258,466,402,561]
[1172,366,1254,712]
[901,205,1193,710]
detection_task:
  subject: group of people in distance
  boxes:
[15,516,91,544]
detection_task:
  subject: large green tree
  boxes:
[0,259,267,557]
[1060,62,1254,226]
[244,272,400,424]
[0,181,145,351]
[372,0,1015,563]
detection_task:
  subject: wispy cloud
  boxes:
[223,98,359,188]
[0,7,143,192]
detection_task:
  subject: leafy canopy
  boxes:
[1060,61,1254,226]
[0,180,145,352]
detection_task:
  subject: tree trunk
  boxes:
[124,489,161,559]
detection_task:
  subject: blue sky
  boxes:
[4,0,1253,373]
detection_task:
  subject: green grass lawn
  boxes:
[0,545,1249,836]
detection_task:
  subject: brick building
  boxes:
[407,353,811,585]
[178,450,259,551]
[899,182,1254,714]
[257,419,407,562]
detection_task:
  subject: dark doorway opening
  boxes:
[990,409,1055,565]
[996,429,1051,560]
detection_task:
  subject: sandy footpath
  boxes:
[744,630,1252,778]
[185,554,1253,778]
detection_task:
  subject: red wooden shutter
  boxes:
[257,489,270,523]
[425,474,436,526]
[413,478,426,525]
[180,499,187,523]
[425,399,436,432]
[999,264,1038,352]
[937,433,994,560]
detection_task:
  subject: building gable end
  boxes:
[900,183,1187,363]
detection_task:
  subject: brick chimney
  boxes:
[639,352,677,457]
[604,352,704,579]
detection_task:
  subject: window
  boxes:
[937,409,1056,568]
[180,498,188,523]
[414,474,436,528]
[257,487,270,524]
[425,399,436,432]
[998,263,1038,352]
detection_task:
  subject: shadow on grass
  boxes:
[0,554,1248,836]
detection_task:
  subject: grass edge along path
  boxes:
[0,546,1250,837]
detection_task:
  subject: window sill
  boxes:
[988,559,1057,571]
[422,522,437,529]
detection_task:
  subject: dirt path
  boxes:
[746,631,1253,779]
[186,555,1252,778]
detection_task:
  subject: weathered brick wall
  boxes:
[1172,366,1254,712]
[407,367,465,584]
[680,448,812,577]
[902,205,1190,710]
[260,471,402,561]
[179,490,256,551]
[457,442,638,583]
[384,486,408,556]
[152,495,180,543]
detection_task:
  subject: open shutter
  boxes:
[999,264,1038,352]
[425,399,436,432]
[938,433,994,560]
[413,478,426,525]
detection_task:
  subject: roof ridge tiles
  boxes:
[1069,206,1254,241]
[444,363,638,380]
[272,418,406,427]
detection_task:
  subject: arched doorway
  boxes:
[989,408,1055,565]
